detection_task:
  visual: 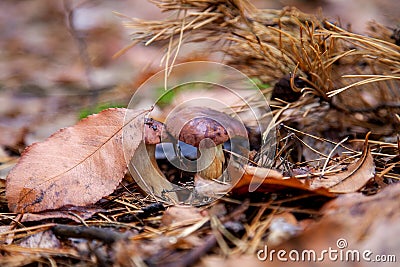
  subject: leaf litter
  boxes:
[1,0,400,266]
[6,108,153,213]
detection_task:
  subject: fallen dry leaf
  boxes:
[6,108,158,213]
[231,165,335,197]
[19,230,61,249]
[129,142,180,204]
[309,134,375,193]
[328,148,375,193]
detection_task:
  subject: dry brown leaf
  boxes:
[19,230,61,249]
[328,148,375,193]
[231,165,335,197]
[6,108,156,213]
[310,135,375,193]
[129,142,180,203]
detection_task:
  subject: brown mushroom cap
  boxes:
[165,106,247,148]
[144,118,165,145]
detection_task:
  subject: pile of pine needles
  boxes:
[120,0,399,179]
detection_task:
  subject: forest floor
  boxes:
[1,1,400,266]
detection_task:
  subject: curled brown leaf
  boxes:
[310,133,376,193]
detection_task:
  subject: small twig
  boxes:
[52,225,127,244]
[67,212,89,226]
[320,136,349,178]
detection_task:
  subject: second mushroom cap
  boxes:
[165,106,247,148]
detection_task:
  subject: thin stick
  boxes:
[320,136,349,177]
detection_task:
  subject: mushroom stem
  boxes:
[198,144,225,180]
[165,106,248,181]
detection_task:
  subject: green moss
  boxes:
[79,103,125,119]
[251,78,271,89]
[155,87,176,108]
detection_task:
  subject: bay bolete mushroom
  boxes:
[165,106,248,180]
